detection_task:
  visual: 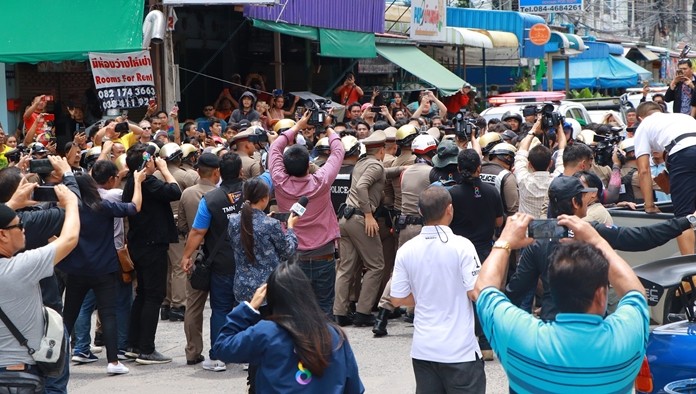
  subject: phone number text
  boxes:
[97,86,155,110]
[520,4,582,12]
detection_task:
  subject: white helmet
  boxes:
[411,134,437,155]
[159,142,183,161]
[564,118,582,140]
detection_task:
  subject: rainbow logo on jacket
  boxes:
[295,361,312,385]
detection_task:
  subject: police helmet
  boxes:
[411,134,437,155]
[395,124,418,147]
[273,119,296,133]
[159,142,183,161]
[477,133,503,155]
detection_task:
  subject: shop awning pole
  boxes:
[274,32,283,89]
[483,48,488,99]
[564,57,570,98]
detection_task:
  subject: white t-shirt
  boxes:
[391,225,481,363]
[634,112,696,157]
[0,244,56,367]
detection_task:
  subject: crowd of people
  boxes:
[1,67,695,394]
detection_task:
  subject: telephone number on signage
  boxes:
[97,87,155,99]
[100,96,154,110]
[521,4,582,11]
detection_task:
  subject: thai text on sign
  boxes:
[89,51,155,111]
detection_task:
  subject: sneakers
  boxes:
[72,351,99,363]
[202,359,227,372]
[123,347,140,360]
[117,350,128,361]
[107,362,129,375]
[135,350,172,365]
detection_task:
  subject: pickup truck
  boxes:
[479,100,593,126]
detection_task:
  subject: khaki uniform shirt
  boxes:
[381,154,396,208]
[240,153,263,180]
[177,179,217,233]
[346,156,385,215]
[155,163,200,216]
[400,163,433,216]
[386,151,416,211]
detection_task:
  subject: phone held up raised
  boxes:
[528,219,569,239]
[33,186,58,202]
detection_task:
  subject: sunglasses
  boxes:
[204,107,214,111]
[3,221,23,231]
[142,127,152,130]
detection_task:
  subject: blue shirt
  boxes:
[477,288,649,394]
[213,302,364,394]
[192,196,212,230]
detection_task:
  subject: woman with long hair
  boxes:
[389,92,412,119]
[58,169,146,375]
[213,262,364,393]
[268,94,300,122]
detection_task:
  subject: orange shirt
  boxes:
[338,85,362,106]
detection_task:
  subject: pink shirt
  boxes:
[269,128,344,251]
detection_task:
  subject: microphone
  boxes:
[291,196,309,217]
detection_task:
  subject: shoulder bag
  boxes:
[117,245,135,284]
[0,305,67,378]
[189,234,227,291]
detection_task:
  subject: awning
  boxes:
[376,45,466,96]
[474,29,519,48]
[544,56,641,90]
[445,27,493,48]
[626,47,660,62]
[251,19,376,58]
[612,55,653,81]
[546,32,586,54]
[0,0,144,63]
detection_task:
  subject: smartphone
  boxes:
[44,95,54,101]
[43,114,55,122]
[528,219,569,239]
[370,107,381,113]
[677,70,684,76]
[29,159,54,174]
[32,186,58,202]
[272,212,291,223]
[149,98,156,106]
[115,121,129,134]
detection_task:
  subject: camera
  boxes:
[302,98,331,128]
[592,127,625,167]
[454,109,477,140]
[540,104,564,131]
[247,126,269,144]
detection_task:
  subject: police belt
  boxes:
[397,215,423,226]
[339,205,365,220]
[665,132,696,154]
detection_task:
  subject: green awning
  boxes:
[376,45,467,96]
[319,29,376,58]
[251,19,319,41]
[0,0,144,64]
[251,19,375,59]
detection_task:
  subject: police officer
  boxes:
[158,143,200,321]
[312,137,331,167]
[331,135,361,214]
[334,131,387,327]
[616,138,646,203]
[373,133,437,337]
[480,142,519,217]
[378,127,398,288]
[273,118,296,135]
[229,128,263,180]
[180,143,199,173]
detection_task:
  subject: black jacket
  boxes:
[664,77,696,114]
[505,217,690,321]
[122,173,181,247]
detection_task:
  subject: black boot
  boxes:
[372,308,389,337]
[353,312,376,327]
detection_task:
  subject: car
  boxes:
[479,100,593,126]
[624,86,673,113]
[633,256,696,393]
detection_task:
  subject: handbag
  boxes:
[0,370,44,394]
[0,306,68,378]
[117,246,135,284]
[654,170,670,194]
[189,235,227,291]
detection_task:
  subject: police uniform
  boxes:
[231,130,263,180]
[334,131,386,321]
[480,161,519,217]
[378,129,398,291]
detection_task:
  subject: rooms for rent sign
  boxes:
[89,51,155,111]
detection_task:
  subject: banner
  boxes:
[89,51,156,111]
[410,0,446,43]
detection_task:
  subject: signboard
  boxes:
[89,51,155,111]
[529,23,551,45]
[410,0,446,43]
[163,0,275,4]
[519,0,582,13]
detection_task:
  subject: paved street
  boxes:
[68,305,509,393]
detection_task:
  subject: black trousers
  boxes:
[412,357,486,394]
[127,244,168,354]
[62,272,120,363]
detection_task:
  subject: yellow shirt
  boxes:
[0,145,12,169]
[115,132,139,151]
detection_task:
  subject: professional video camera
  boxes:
[302,98,332,128]
[540,104,564,131]
[453,109,478,140]
[5,144,26,165]
[593,127,625,167]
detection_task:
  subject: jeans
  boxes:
[44,328,70,394]
[128,244,168,355]
[209,271,237,359]
[412,357,486,394]
[298,258,336,317]
[62,272,120,363]
[73,290,96,354]
[116,281,133,351]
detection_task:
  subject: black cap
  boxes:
[0,203,17,229]
[196,153,220,169]
[237,119,251,133]
[549,176,597,203]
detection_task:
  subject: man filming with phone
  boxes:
[665,59,696,116]
[506,175,696,321]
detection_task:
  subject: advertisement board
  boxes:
[410,0,446,43]
[519,0,582,13]
[89,51,155,111]
[163,0,276,4]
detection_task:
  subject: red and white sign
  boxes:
[89,51,156,111]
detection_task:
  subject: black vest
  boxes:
[331,164,354,214]
[202,179,244,275]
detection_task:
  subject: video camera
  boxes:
[593,127,625,167]
[247,126,269,144]
[540,104,564,131]
[302,98,332,128]
[453,109,478,140]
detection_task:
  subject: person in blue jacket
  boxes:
[213,262,364,394]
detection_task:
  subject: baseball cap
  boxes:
[195,152,220,169]
[0,203,17,229]
[549,176,597,205]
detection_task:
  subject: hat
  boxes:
[361,130,386,149]
[236,119,251,133]
[383,127,397,142]
[500,129,517,142]
[212,136,225,145]
[432,139,459,168]
[154,130,168,140]
[230,129,253,145]
[549,176,598,204]
[0,203,17,229]
[463,83,472,89]
[196,152,220,169]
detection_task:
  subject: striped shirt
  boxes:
[477,288,649,394]
[514,149,563,219]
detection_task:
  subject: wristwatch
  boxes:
[687,214,696,230]
[492,240,511,252]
